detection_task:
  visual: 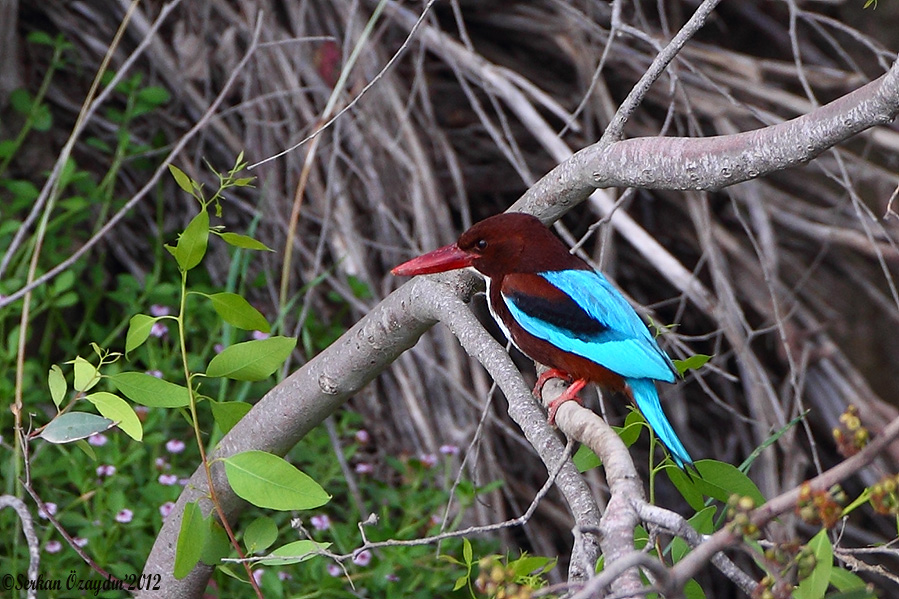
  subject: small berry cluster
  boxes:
[832,404,869,457]
[474,557,534,599]
[752,542,817,599]
[796,483,846,529]
[869,473,899,516]
[726,495,760,539]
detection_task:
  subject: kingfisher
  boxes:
[392,212,693,468]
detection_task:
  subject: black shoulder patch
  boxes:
[505,290,608,336]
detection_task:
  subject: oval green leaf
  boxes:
[206,336,296,381]
[168,164,193,194]
[48,364,66,408]
[126,314,159,354]
[219,232,273,251]
[71,356,100,392]
[210,400,252,435]
[109,371,191,407]
[223,450,330,511]
[259,540,329,566]
[244,516,278,554]
[39,412,115,444]
[174,210,209,271]
[174,502,208,579]
[207,292,269,332]
[86,391,143,441]
[795,529,833,599]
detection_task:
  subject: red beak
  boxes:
[391,243,474,276]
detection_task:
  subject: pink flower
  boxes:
[439,444,460,455]
[327,564,342,577]
[38,502,57,519]
[252,569,264,584]
[73,537,88,548]
[149,322,168,338]
[149,305,171,317]
[385,573,400,582]
[88,433,108,446]
[159,502,175,518]
[115,509,133,523]
[158,474,178,486]
[278,571,291,581]
[419,453,438,468]
[251,330,270,340]
[354,429,370,444]
[214,343,225,354]
[166,439,186,453]
[310,514,331,531]
[146,370,164,379]
[354,463,373,475]
[96,464,116,477]
[353,550,372,567]
[155,457,169,470]
[46,540,62,553]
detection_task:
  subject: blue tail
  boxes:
[626,378,693,469]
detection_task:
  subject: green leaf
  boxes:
[10,88,33,114]
[259,540,329,566]
[174,502,208,579]
[453,576,468,591]
[829,566,872,593]
[509,555,556,579]
[673,354,711,376]
[210,400,252,434]
[796,529,833,599]
[672,460,766,507]
[683,578,706,599]
[39,412,115,444]
[174,210,209,271]
[85,391,143,441]
[463,537,472,564]
[27,31,56,45]
[207,292,269,332]
[126,314,159,354]
[206,336,296,381]
[136,86,171,106]
[199,520,231,566]
[244,517,279,554]
[223,450,330,511]
[168,164,193,194]
[71,356,100,392]
[32,104,52,131]
[48,364,67,408]
[109,371,191,408]
[219,232,273,251]
[573,445,601,473]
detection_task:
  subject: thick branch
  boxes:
[516,54,899,218]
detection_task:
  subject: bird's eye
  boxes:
[476,239,488,251]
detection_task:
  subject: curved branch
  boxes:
[516,53,899,218]
[0,495,40,599]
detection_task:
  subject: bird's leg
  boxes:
[533,368,572,398]
[546,379,587,425]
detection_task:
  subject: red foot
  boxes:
[532,370,587,425]
[533,368,572,398]
[546,379,586,425]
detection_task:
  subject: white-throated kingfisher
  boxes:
[392,212,693,468]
